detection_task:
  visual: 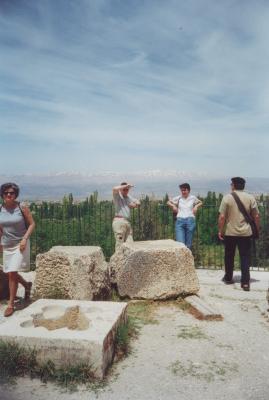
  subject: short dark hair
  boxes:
[231,177,245,190]
[120,182,128,186]
[0,182,20,198]
[179,183,191,191]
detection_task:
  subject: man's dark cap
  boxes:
[231,177,246,185]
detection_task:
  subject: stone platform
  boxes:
[0,299,127,378]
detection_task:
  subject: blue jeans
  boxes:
[175,217,196,249]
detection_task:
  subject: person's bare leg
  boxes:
[8,272,18,307]
[4,272,18,316]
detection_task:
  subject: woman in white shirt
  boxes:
[167,183,202,249]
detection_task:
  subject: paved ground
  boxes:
[1,269,269,400]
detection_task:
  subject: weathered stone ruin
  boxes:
[34,246,110,300]
[0,299,127,378]
[109,239,199,299]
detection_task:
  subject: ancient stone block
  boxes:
[109,239,199,299]
[0,299,127,379]
[34,246,110,300]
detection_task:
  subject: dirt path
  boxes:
[1,269,269,400]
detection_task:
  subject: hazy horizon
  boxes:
[1,172,268,201]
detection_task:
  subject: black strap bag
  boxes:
[231,192,259,239]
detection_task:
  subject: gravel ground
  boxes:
[1,269,269,400]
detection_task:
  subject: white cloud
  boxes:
[0,0,269,176]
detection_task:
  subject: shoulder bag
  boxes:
[231,192,259,239]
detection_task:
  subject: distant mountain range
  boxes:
[0,172,268,201]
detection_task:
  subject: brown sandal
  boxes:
[25,282,32,300]
[4,306,15,317]
[241,284,250,291]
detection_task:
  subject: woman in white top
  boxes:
[0,182,35,317]
[167,183,202,249]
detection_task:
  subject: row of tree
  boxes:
[27,191,269,269]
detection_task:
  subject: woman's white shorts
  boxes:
[3,241,30,273]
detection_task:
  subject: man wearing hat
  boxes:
[218,177,260,291]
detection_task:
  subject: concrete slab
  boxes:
[185,295,223,321]
[0,299,127,378]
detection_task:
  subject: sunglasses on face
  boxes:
[3,191,15,196]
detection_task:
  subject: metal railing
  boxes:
[28,199,269,270]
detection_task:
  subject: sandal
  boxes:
[4,306,15,317]
[25,282,32,300]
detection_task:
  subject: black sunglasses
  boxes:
[3,191,16,195]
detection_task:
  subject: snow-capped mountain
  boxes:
[0,172,267,201]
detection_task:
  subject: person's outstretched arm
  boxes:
[112,183,133,194]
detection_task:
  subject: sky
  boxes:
[0,0,269,177]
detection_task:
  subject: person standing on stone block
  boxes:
[112,182,140,250]
[167,183,202,249]
[0,182,35,317]
[218,177,260,291]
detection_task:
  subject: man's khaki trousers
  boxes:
[112,218,133,250]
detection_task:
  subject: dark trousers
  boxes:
[224,236,252,284]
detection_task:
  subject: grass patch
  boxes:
[175,298,192,312]
[177,325,209,340]
[127,301,159,326]
[0,341,37,382]
[115,317,139,358]
[0,340,102,391]
[110,288,121,302]
[114,301,159,360]
[216,343,234,350]
[169,359,238,382]
[37,360,100,390]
